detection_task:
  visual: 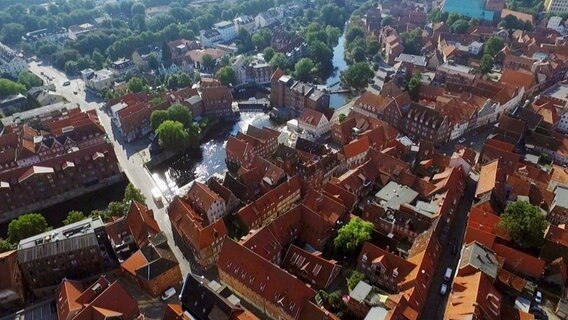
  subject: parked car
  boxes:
[534,290,542,304]
[452,244,458,256]
[161,287,176,301]
[440,283,448,295]
[63,80,71,86]
[458,137,466,144]
[444,268,453,281]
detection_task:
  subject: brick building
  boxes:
[17,217,115,297]
[0,250,25,312]
[0,108,122,222]
[270,70,329,119]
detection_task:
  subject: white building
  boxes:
[232,55,272,87]
[234,16,256,34]
[200,29,222,48]
[468,41,484,55]
[68,23,97,40]
[23,28,68,44]
[255,9,281,28]
[558,112,568,133]
[547,16,565,33]
[109,59,136,80]
[0,42,27,79]
[298,109,330,140]
[81,68,114,92]
[213,21,237,42]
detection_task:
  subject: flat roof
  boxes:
[1,101,78,126]
[375,181,419,210]
[18,216,104,250]
[544,84,568,103]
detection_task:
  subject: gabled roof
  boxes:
[499,69,535,90]
[492,243,545,279]
[358,242,417,284]
[445,272,501,320]
[282,245,342,290]
[125,200,160,248]
[343,136,370,159]
[298,109,327,127]
[186,181,224,220]
[217,239,316,320]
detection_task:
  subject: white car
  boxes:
[440,283,448,295]
[161,287,176,301]
[535,290,542,304]
[458,137,466,144]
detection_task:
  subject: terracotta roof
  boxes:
[125,200,160,247]
[343,136,370,159]
[282,245,342,290]
[322,181,357,210]
[358,242,417,284]
[298,109,327,127]
[445,272,501,320]
[353,91,394,114]
[492,243,545,278]
[56,277,140,320]
[545,224,568,248]
[217,239,316,320]
[162,304,188,320]
[186,181,224,220]
[302,188,346,226]
[499,69,535,90]
[475,160,502,199]
[167,197,228,250]
[299,301,339,320]
[496,268,526,293]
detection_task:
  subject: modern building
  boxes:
[545,0,568,13]
[109,58,136,80]
[232,55,272,87]
[200,29,222,48]
[213,21,237,42]
[270,70,330,119]
[0,107,122,222]
[81,68,114,92]
[17,217,115,296]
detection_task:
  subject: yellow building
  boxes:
[545,0,568,13]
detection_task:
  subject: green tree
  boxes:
[124,183,145,204]
[263,47,276,63]
[92,50,105,69]
[0,238,13,253]
[252,28,272,50]
[367,40,380,56]
[63,211,86,225]
[216,66,236,86]
[0,78,26,96]
[7,213,50,244]
[167,104,192,128]
[17,71,43,89]
[307,41,333,65]
[131,2,145,16]
[1,23,25,44]
[446,12,462,26]
[351,46,366,63]
[450,19,470,34]
[382,16,393,27]
[294,58,315,82]
[407,72,421,101]
[319,3,344,28]
[428,9,448,23]
[340,62,374,90]
[162,41,172,67]
[65,61,79,75]
[148,53,160,70]
[128,77,146,93]
[156,120,191,152]
[498,201,547,249]
[236,28,254,53]
[345,25,365,44]
[202,54,216,71]
[177,72,192,88]
[347,270,366,291]
[401,28,423,55]
[151,110,170,131]
[479,54,494,74]
[484,36,505,57]
[107,201,128,218]
[338,113,346,123]
[334,217,373,253]
[269,53,288,71]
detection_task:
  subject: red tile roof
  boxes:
[445,272,501,320]
[492,243,545,278]
[282,245,342,290]
[125,200,160,248]
[501,9,535,25]
[217,239,316,320]
[299,109,327,127]
[499,69,536,90]
[343,136,370,160]
[358,242,417,285]
[186,181,224,219]
[162,304,188,320]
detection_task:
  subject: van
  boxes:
[161,287,176,301]
[444,267,453,281]
[151,188,163,206]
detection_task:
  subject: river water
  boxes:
[151,32,351,193]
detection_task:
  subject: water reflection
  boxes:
[152,112,279,196]
[326,33,349,109]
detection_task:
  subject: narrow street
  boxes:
[26,63,193,276]
[419,178,477,320]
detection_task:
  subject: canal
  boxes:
[151,112,281,195]
[151,31,352,193]
[326,33,350,109]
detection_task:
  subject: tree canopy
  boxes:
[334,217,373,253]
[151,109,170,131]
[294,58,315,82]
[18,71,43,89]
[216,66,237,86]
[0,238,13,253]
[124,183,145,204]
[347,270,366,291]
[401,28,423,55]
[269,53,288,71]
[202,54,216,71]
[341,62,374,90]
[128,77,146,93]
[0,78,26,96]
[252,28,272,51]
[407,72,422,101]
[8,213,51,244]
[479,54,494,74]
[156,120,191,152]
[63,211,86,225]
[484,36,505,57]
[498,201,547,249]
